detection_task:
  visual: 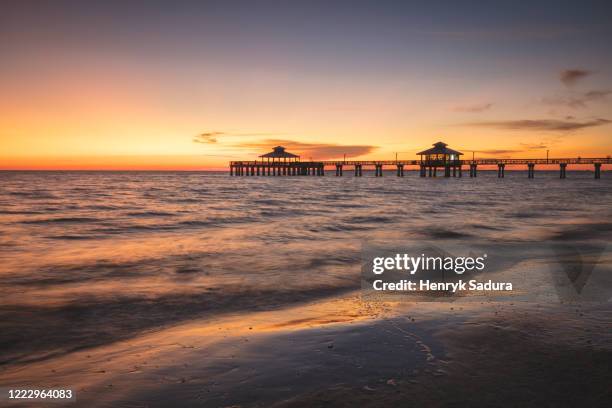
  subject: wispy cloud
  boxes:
[470,141,552,157]
[416,26,589,41]
[193,131,285,144]
[519,142,549,150]
[543,89,611,109]
[452,103,493,113]
[193,132,224,144]
[560,69,592,87]
[474,149,522,155]
[236,139,377,159]
[466,118,611,132]
[474,143,549,156]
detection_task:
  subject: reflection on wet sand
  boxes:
[1,294,609,407]
[0,295,396,406]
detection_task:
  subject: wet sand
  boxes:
[1,293,609,407]
[277,301,612,408]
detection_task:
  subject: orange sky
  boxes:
[1,2,611,170]
[2,68,610,170]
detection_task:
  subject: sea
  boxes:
[0,170,610,367]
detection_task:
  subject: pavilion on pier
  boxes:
[259,146,300,163]
[417,141,464,177]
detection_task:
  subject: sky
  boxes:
[1,0,611,169]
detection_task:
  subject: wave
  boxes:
[45,234,99,240]
[8,191,57,199]
[21,217,99,224]
[316,224,373,232]
[89,216,257,234]
[126,211,177,217]
[168,198,200,203]
[0,210,46,215]
[343,215,393,224]
[471,224,506,231]
[551,221,612,241]
[0,285,356,366]
[83,205,120,210]
[306,253,361,269]
[420,227,473,239]
[179,216,257,227]
[508,211,547,219]
[92,224,177,234]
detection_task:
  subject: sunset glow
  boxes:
[1,1,611,170]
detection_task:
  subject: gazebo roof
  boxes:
[259,146,300,159]
[417,141,463,156]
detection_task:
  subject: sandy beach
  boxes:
[1,292,610,407]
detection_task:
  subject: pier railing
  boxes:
[230,157,611,166]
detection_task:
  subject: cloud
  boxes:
[417,26,588,41]
[469,141,553,157]
[519,142,548,150]
[452,103,493,113]
[543,89,611,109]
[584,89,612,100]
[474,141,560,157]
[474,143,549,156]
[560,69,592,87]
[466,118,611,132]
[193,132,223,144]
[236,139,377,159]
[193,131,285,144]
[474,149,523,155]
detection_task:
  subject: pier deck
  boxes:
[230,157,610,179]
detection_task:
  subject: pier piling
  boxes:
[527,163,535,179]
[396,164,404,177]
[375,164,383,177]
[594,163,601,179]
[469,164,478,177]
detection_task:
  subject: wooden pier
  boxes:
[230,142,610,179]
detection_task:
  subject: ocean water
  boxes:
[0,170,610,366]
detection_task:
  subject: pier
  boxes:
[230,142,610,179]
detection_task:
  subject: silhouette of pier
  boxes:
[230,142,610,179]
